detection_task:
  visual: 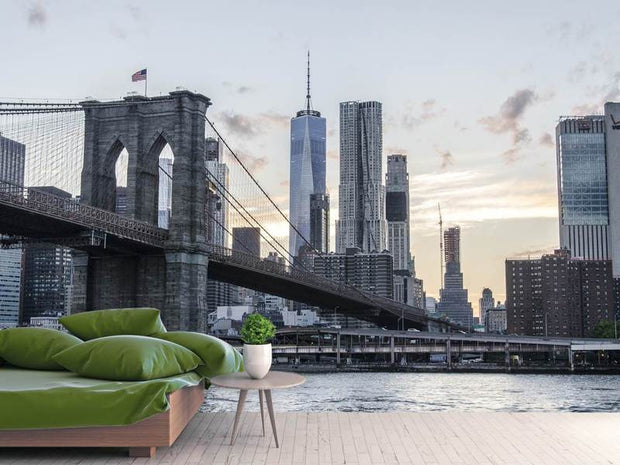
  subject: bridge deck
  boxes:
[3,411,618,464]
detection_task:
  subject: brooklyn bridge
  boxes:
[0,91,448,332]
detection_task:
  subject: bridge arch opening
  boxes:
[113,147,129,215]
[101,138,129,214]
[141,132,175,229]
[157,143,174,229]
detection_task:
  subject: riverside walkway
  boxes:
[4,412,619,464]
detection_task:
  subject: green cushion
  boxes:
[59,308,166,340]
[0,328,82,370]
[53,335,202,381]
[155,331,243,378]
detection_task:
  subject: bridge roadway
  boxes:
[0,180,436,330]
[221,328,620,368]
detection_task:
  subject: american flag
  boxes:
[131,68,147,82]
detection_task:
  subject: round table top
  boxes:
[210,371,306,390]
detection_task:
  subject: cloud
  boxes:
[410,170,557,234]
[501,148,521,164]
[237,150,268,172]
[571,72,620,114]
[385,146,407,156]
[237,86,253,94]
[219,112,257,137]
[216,111,288,139]
[546,21,594,41]
[401,99,445,129]
[508,245,557,259]
[602,72,620,102]
[479,89,538,163]
[539,133,554,147]
[568,62,588,83]
[570,102,600,115]
[110,24,127,40]
[128,4,142,21]
[28,1,46,28]
[453,121,468,132]
[436,149,454,171]
[480,89,537,135]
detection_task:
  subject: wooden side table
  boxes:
[210,371,305,448]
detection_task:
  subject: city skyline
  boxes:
[4,1,620,301]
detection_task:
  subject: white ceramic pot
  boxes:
[243,343,272,379]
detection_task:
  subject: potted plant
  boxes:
[240,313,276,379]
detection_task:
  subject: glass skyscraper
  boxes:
[289,54,327,257]
[556,116,609,260]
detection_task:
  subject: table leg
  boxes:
[258,390,265,436]
[264,389,279,448]
[230,389,248,445]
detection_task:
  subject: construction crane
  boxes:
[438,203,444,290]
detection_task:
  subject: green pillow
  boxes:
[155,331,243,378]
[53,335,201,381]
[59,308,166,340]
[0,328,82,370]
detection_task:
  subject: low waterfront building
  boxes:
[213,305,253,322]
[485,302,507,334]
[425,296,438,314]
[29,314,63,331]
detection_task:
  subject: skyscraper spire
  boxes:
[306,50,312,112]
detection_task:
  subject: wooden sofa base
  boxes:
[0,380,204,458]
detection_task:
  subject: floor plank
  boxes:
[1,412,619,465]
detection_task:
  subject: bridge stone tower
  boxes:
[73,91,211,331]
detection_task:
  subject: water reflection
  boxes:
[202,373,620,413]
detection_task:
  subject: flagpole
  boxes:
[145,73,147,97]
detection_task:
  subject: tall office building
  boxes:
[314,248,393,299]
[20,187,73,325]
[158,158,173,229]
[0,135,25,328]
[478,288,495,326]
[232,227,260,257]
[115,186,128,215]
[386,154,411,272]
[205,138,234,311]
[206,136,224,162]
[506,249,614,337]
[336,100,386,253]
[386,154,424,309]
[309,193,329,253]
[205,137,230,248]
[437,226,473,327]
[21,243,72,324]
[604,103,620,277]
[556,116,609,260]
[289,53,327,258]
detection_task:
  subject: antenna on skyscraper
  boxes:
[438,203,444,290]
[306,50,312,112]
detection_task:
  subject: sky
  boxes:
[3,0,620,310]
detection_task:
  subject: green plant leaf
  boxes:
[240,313,276,345]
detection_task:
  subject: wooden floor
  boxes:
[2,412,619,464]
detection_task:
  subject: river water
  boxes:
[203,372,620,413]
